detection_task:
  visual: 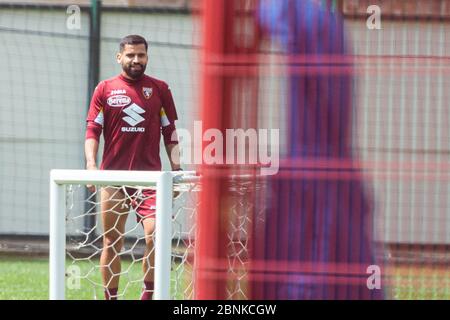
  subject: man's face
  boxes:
[117,43,148,79]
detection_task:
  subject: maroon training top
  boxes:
[86,74,178,170]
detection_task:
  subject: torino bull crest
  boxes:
[142,87,152,99]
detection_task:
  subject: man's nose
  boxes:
[132,56,139,63]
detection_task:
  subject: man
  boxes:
[85,35,181,300]
[252,1,383,299]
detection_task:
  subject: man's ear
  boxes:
[116,52,122,64]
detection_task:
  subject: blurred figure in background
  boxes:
[252,0,383,299]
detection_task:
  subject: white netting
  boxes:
[225,178,258,300]
[64,178,199,300]
[62,175,262,300]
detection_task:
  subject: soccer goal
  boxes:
[49,169,259,300]
[49,169,200,300]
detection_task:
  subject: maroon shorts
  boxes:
[122,187,156,223]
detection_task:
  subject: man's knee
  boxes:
[103,232,124,252]
[144,234,154,248]
[142,218,156,242]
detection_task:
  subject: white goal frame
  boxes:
[49,169,198,300]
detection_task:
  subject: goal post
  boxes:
[49,169,198,300]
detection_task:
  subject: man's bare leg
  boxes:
[100,187,129,299]
[141,217,156,300]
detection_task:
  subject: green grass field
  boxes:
[0,256,192,300]
[388,264,450,300]
[0,256,448,300]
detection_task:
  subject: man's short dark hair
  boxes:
[120,35,148,52]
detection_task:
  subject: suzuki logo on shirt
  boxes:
[122,103,145,127]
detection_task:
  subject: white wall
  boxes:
[347,20,450,244]
[0,7,200,235]
[257,19,450,244]
[0,7,448,244]
[0,8,90,234]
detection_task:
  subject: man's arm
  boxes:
[160,82,180,171]
[84,138,99,192]
[165,143,181,171]
[85,80,104,171]
[85,138,99,170]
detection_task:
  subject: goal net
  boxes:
[198,0,449,300]
[49,169,259,300]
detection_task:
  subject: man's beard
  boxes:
[123,63,146,79]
